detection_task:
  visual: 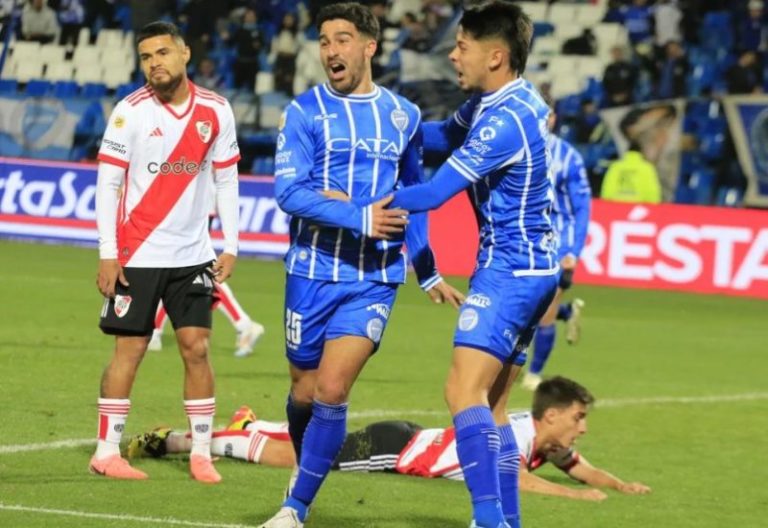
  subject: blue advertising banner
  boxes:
[0,157,289,258]
[722,95,768,207]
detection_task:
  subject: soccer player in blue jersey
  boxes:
[260,3,464,527]
[372,3,558,527]
[522,98,592,390]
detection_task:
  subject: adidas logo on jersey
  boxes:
[149,127,163,137]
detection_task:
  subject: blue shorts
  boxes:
[453,268,557,364]
[284,275,398,370]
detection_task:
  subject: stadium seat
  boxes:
[25,79,52,96]
[518,1,546,21]
[533,21,555,39]
[688,168,715,204]
[44,62,75,82]
[575,4,606,26]
[14,61,44,83]
[548,3,577,25]
[81,82,108,98]
[531,36,561,63]
[700,11,732,52]
[256,72,275,95]
[1,58,16,79]
[115,81,144,100]
[39,44,66,65]
[78,27,91,45]
[74,64,104,85]
[96,29,125,48]
[102,68,132,89]
[10,41,41,61]
[0,79,18,94]
[554,23,585,43]
[715,187,743,207]
[550,75,581,99]
[73,46,101,66]
[556,94,582,119]
[577,57,605,80]
[53,80,80,98]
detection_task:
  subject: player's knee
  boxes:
[177,337,210,364]
[314,380,350,405]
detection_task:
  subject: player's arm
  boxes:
[563,151,592,263]
[209,103,242,282]
[566,455,651,495]
[400,123,465,308]
[274,103,407,238]
[421,95,478,158]
[391,112,521,212]
[519,465,607,501]
[95,103,133,297]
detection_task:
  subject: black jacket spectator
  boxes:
[603,46,638,107]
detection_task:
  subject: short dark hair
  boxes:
[459,0,533,74]
[317,2,381,41]
[532,376,595,419]
[136,21,185,46]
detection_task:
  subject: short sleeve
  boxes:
[97,101,134,169]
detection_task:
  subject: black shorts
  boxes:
[99,262,216,336]
[333,421,422,473]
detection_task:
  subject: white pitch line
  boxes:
[0,503,254,528]
[3,392,767,455]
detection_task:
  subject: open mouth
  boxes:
[329,63,346,79]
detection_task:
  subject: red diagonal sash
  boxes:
[118,105,220,265]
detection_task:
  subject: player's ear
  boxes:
[365,37,377,60]
[488,47,505,71]
[543,407,559,424]
[182,44,191,65]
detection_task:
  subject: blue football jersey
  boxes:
[274,83,439,288]
[392,78,558,277]
[548,134,591,259]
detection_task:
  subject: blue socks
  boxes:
[454,406,505,528]
[557,303,572,321]
[497,424,521,528]
[530,324,556,375]
[285,400,348,522]
[286,393,313,460]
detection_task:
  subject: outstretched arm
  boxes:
[567,456,651,495]
[519,467,607,501]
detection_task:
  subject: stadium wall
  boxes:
[2,157,767,299]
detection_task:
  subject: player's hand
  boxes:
[617,482,651,495]
[575,488,608,501]
[321,189,351,202]
[370,195,408,239]
[97,259,128,298]
[561,254,577,270]
[211,252,236,283]
[426,280,466,309]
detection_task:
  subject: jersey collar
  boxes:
[157,80,196,120]
[322,82,381,102]
[480,78,524,107]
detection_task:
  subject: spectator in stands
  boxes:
[654,40,688,99]
[602,45,638,107]
[57,0,84,46]
[180,0,220,69]
[726,50,764,95]
[269,12,302,96]
[401,11,430,52]
[21,0,59,44]
[653,0,682,57]
[600,140,662,204]
[738,0,767,53]
[232,8,264,91]
[85,0,117,42]
[194,57,223,91]
[623,0,654,47]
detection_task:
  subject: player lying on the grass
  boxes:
[129,375,650,501]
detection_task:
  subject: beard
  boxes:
[148,71,184,97]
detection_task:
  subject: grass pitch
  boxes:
[0,240,765,527]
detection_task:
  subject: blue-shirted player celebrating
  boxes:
[522,98,592,390]
[260,3,464,527]
[368,3,558,527]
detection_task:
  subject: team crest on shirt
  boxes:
[114,116,125,129]
[114,295,132,318]
[390,109,409,132]
[196,120,212,143]
[366,318,384,343]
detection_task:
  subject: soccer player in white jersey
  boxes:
[261,3,464,527]
[130,377,650,501]
[360,3,559,526]
[92,21,240,484]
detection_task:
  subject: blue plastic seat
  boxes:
[0,78,18,94]
[26,79,52,96]
[53,80,80,98]
[81,82,108,98]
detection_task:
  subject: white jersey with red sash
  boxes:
[98,82,240,267]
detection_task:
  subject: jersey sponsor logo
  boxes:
[366,303,391,319]
[114,295,132,318]
[466,137,492,156]
[147,157,203,176]
[390,109,409,132]
[195,120,212,143]
[313,112,338,121]
[366,318,384,342]
[457,308,479,331]
[488,116,504,127]
[479,126,496,141]
[464,293,492,308]
[275,150,292,165]
[276,133,286,150]
[274,167,296,178]
[102,138,127,155]
[114,115,126,128]
[326,137,401,161]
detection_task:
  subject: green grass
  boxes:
[0,240,766,527]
